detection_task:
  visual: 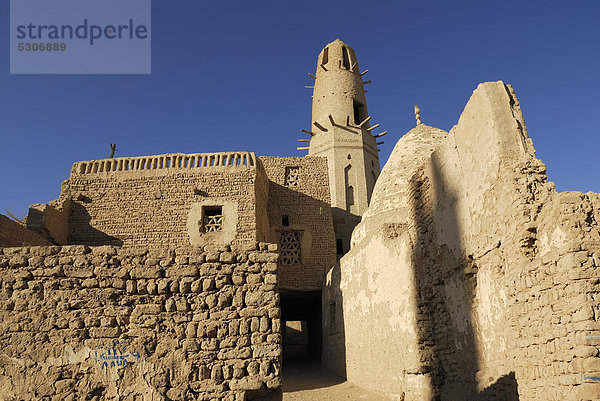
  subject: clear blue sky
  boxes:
[1,0,599,219]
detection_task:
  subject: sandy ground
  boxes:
[281,361,390,401]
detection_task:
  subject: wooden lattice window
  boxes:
[284,167,300,188]
[202,206,223,232]
[280,230,302,265]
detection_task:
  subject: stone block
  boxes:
[130,267,162,279]
[89,327,121,338]
[165,266,198,278]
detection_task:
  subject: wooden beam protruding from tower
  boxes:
[328,114,336,126]
[360,69,368,76]
[373,131,388,138]
[313,121,328,132]
[305,86,314,89]
[359,116,371,127]
[301,129,315,136]
[366,124,380,131]
[308,73,317,79]
[297,147,309,151]
[298,139,310,143]
[376,141,384,146]
[363,80,372,85]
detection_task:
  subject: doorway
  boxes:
[280,290,322,361]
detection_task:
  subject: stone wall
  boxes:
[259,156,336,291]
[60,152,268,250]
[323,82,600,400]
[0,243,282,401]
[0,214,52,247]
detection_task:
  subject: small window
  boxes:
[282,215,289,226]
[280,230,302,265]
[341,46,350,70]
[336,238,344,255]
[201,206,223,232]
[353,100,365,125]
[346,186,355,210]
[285,166,300,188]
[322,47,329,65]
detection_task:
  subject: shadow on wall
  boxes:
[407,154,518,400]
[68,201,123,246]
[322,261,347,378]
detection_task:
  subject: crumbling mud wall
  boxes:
[60,152,268,249]
[0,243,282,401]
[0,214,53,247]
[324,81,600,401]
[25,198,71,245]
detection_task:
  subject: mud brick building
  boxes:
[1,40,599,401]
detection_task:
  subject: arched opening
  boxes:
[341,46,350,69]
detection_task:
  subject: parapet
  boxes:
[71,151,257,176]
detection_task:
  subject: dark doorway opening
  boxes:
[280,291,322,361]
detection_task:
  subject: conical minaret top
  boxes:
[305,39,382,256]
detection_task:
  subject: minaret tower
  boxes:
[302,39,383,255]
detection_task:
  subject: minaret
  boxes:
[304,39,382,255]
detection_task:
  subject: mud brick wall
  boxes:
[505,191,600,401]
[60,153,268,250]
[324,83,600,401]
[0,243,282,401]
[0,214,52,247]
[259,156,336,291]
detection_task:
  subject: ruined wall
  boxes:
[0,243,282,400]
[0,214,53,247]
[25,198,71,244]
[259,156,336,291]
[324,82,600,401]
[61,152,268,250]
[508,191,600,400]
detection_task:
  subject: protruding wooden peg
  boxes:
[360,69,368,76]
[376,141,384,146]
[359,116,371,127]
[308,73,317,79]
[313,121,327,131]
[297,147,309,151]
[301,129,315,136]
[305,86,314,89]
[298,139,310,142]
[366,124,380,131]
[373,131,388,138]
[363,80,372,85]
